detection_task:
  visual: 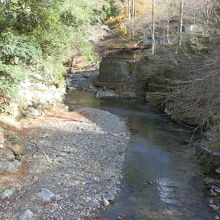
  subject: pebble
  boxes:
[0,108,129,219]
[209,204,219,211]
[6,133,21,145]
[204,177,220,185]
[10,144,27,156]
[207,189,217,196]
[214,187,220,193]
[0,160,21,173]
[0,139,4,149]
[36,188,55,202]
[103,197,110,206]
[0,189,15,199]
[84,180,93,184]
[19,210,34,220]
[103,193,114,202]
[215,167,220,175]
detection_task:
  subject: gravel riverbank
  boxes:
[0,108,129,219]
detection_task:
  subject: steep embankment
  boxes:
[138,35,220,177]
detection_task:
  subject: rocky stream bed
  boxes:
[0,108,129,219]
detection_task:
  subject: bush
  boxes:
[35,58,66,86]
[0,62,25,98]
[0,32,42,64]
[0,0,111,100]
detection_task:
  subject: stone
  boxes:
[96,90,118,98]
[207,189,217,196]
[0,115,21,129]
[36,188,55,201]
[209,199,214,204]
[215,167,220,175]
[209,204,219,211]
[0,160,21,173]
[164,108,172,115]
[0,142,4,149]
[19,210,34,220]
[103,193,114,202]
[10,144,27,156]
[204,177,219,185]
[0,148,15,161]
[0,189,15,199]
[5,133,21,145]
[84,180,93,184]
[102,196,110,206]
[214,187,220,193]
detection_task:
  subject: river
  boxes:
[65,90,214,220]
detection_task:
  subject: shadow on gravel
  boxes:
[0,109,129,219]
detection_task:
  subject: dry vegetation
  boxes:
[143,0,220,152]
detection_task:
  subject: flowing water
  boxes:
[65,90,214,220]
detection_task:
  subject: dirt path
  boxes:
[0,108,129,219]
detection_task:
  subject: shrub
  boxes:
[0,32,42,64]
[35,58,66,86]
[0,62,25,98]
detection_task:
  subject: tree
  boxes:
[179,0,184,47]
[128,0,131,22]
[152,0,155,54]
[132,0,136,23]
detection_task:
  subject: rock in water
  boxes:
[215,167,220,175]
[36,188,55,201]
[214,187,220,193]
[102,196,110,206]
[19,210,34,220]
[209,204,219,211]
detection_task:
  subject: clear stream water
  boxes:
[65,90,215,220]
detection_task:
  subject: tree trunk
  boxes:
[132,0,135,23]
[166,19,170,44]
[179,0,184,47]
[152,0,155,54]
[131,0,136,39]
[128,0,131,22]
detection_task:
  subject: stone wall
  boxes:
[95,56,150,97]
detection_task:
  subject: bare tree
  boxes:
[128,0,131,22]
[179,0,184,47]
[152,0,155,54]
[131,0,136,23]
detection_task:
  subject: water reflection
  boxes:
[65,91,214,220]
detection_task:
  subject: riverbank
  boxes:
[66,70,220,217]
[0,108,129,219]
[66,69,220,170]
